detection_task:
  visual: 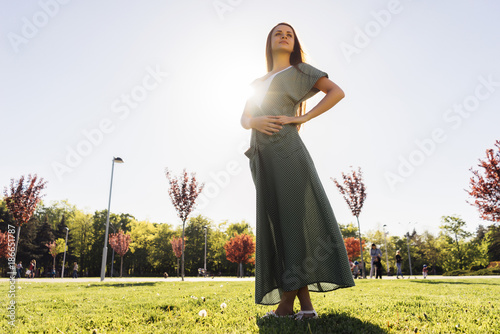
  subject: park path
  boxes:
[4,275,500,283]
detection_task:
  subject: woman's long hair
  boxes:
[265,22,307,130]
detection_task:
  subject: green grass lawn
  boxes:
[1,278,499,333]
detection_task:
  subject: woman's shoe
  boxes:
[294,309,318,320]
[260,310,294,319]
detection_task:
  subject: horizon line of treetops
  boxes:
[1,199,499,278]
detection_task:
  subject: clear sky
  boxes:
[1,0,499,238]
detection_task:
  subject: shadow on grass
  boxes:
[257,312,387,334]
[410,280,500,286]
[86,282,159,288]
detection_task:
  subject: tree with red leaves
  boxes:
[109,230,131,278]
[224,233,255,278]
[46,238,67,273]
[170,237,183,277]
[332,167,367,277]
[165,168,204,281]
[3,174,47,260]
[467,140,500,222]
[344,237,365,262]
[0,231,10,259]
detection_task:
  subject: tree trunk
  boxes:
[356,216,366,278]
[239,262,243,278]
[53,255,56,276]
[181,219,186,281]
[177,258,180,277]
[120,255,123,278]
[14,225,21,261]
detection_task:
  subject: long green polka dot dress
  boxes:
[245,62,355,305]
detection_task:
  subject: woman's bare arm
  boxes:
[275,77,345,125]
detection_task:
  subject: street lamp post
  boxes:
[203,226,207,277]
[110,225,116,278]
[61,227,69,278]
[383,224,390,276]
[100,157,124,281]
[406,232,413,277]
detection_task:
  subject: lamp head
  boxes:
[113,157,124,163]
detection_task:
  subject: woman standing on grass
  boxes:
[241,22,355,320]
[396,250,403,279]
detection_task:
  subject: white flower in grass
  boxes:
[201,296,205,302]
[190,295,198,300]
[157,293,160,296]
[198,309,207,317]
[18,286,22,289]
[220,302,227,309]
[220,285,223,288]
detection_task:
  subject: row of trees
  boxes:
[2,195,498,278]
[0,197,256,278]
[339,219,500,275]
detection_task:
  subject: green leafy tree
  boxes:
[440,216,472,270]
[484,225,500,262]
[33,215,55,274]
[226,221,253,236]
[339,222,358,238]
[209,228,230,275]
[128,219,156,276]
[149,223,177,275]
[68,210,94,276]
[184,215,213,276]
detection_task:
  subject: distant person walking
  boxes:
[370,244,382,279]
[395,250,403,279]
[72,262,78,278]
[29,259,36,278]
[375,256,383,279]
[422,264,428,279]
[16,261,22,278]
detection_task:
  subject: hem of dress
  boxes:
[255,281,355,306]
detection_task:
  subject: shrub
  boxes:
[474,267,500,275]
[443,269,470,276]
[469,264,486,271]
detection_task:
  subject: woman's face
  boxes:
[271,24,295,54]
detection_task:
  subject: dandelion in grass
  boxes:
[198,309,207,317]
[201,296,205,302]
[220,302,227,309]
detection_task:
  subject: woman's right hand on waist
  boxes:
[251,116,283,135]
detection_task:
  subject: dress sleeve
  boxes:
[295,62,329,102]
